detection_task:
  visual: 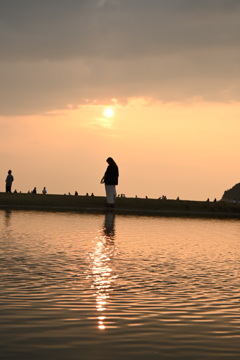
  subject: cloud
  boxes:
[0,0,240,115]
[1,0,240,61]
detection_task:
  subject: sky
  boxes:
[1,0,240,200]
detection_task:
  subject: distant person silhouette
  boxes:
[42,187,47,194]
[5,170,14,193]
[101,157,119,207]
[32,187,37,194]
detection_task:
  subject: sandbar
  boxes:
[0,192,240,218]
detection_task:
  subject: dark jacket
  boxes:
[6,174,14,186]
[104,164,119,185]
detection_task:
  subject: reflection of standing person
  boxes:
[101,157,119,207]
[4,210,12,228]
[5,170,14,193]
[104,212,115,239]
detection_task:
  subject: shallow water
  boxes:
[0,210,239,360]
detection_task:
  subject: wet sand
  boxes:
[0,192,240,218]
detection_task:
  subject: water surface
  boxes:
[0,210,239,359]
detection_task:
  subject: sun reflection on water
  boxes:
[89,212,116,330]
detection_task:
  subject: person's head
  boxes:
[106,157,116,165]
[8,170,12,174]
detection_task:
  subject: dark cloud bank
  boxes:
[0,0,240,115]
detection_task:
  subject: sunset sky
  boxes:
[1,0,240,200]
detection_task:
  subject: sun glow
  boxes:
[104,107,114,118]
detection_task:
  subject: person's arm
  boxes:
[101,166,109,183]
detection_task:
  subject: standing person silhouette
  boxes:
[5,170,14,193]
[101,157,119,207]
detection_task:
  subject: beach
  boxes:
[1,192,240,218]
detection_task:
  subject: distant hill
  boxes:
[221,183,240,202]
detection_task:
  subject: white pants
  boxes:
[105,185,117,204]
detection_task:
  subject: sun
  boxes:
[104,107,114,118]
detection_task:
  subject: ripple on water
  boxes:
[0,212,240,359]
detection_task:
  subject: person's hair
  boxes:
[8,170,12,174]
[107,157,117,166]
